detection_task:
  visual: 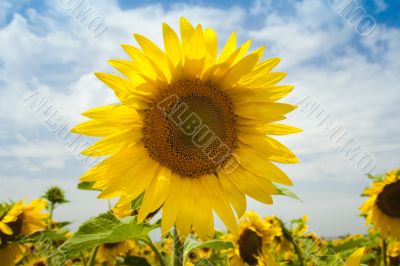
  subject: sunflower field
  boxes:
[1,7,399,266]
[1,169,400,265]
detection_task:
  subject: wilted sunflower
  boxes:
[72,17,299,239]
[360,169,400,239]
[229,211,277,265]
[0,199,48,266]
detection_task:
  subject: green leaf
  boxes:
[77,181,101,191]
[53,221,72,228]
[183,237,233,265]
[330,238,370,252]
[49,212,160,263]
[276,186,303,202]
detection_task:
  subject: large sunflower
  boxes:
[360,169,400,239]
[72,17,300,239]
[0,199,48,266]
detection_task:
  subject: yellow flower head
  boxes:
[72,17,299,239]
[360,169,400,239]
[229,211,277,265]
[97,241,134,264]
[0,199,48,266]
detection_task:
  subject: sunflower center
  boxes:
[377,180,400,218]
[103,242,120,249]
[238,228,263,265]
[143,79,237,178]
[0,214,23,249]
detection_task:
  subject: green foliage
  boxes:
[49,212,160,263]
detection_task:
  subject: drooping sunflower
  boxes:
[0,199,48,266]
[72,17,300,239]
[360,169,400,239]
[228,211,278,265]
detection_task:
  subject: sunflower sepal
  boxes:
[77,181,101,191]
[275,186,303,202]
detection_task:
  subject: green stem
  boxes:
[80,251,87,266]
[147,240,167,266]
[382,238,388,266]
[172,226,184,266]
[88,246,99,266]
[278,218,304,266]
[290,237,305,266]
[48,202,54,230]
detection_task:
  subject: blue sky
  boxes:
[0,0,399,237]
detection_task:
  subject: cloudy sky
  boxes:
[0,0,399,237]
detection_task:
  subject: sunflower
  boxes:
[388,239,400,264]
[72,17,299,239]
[228,211,277,265]
[0,199,48,266]
[97,241,135,264]
[360,169,400,239]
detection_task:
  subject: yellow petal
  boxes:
[176,178,194,237]
[223,167,275,204]
[95,72,151,108]
[238,134,298,164]
[235,102,296,121]
[133,33,171,82]
[229,85,295,104]
[71,120,121,137]
[203,28,218,61]
[344,247,365,266]
[163,22,182,66]
[240,72,287,88]
[82,104,140,124]
[218,32,236,63]
[107,59,138,79]
[222,53,260,89]
[200,175,238,234]
[238,123,302,136]
[0,222,13,235]
[138,166,172,223]
[186,25,206,60]
[191,178,214,239]
[218,172,247,217]
[161,173,182,236]
[122,44,163,81]
[241,58,281,83]
[179,17,195,54]
[236,147,293,185]
[99,157,158,199]
[81,128,142,156]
